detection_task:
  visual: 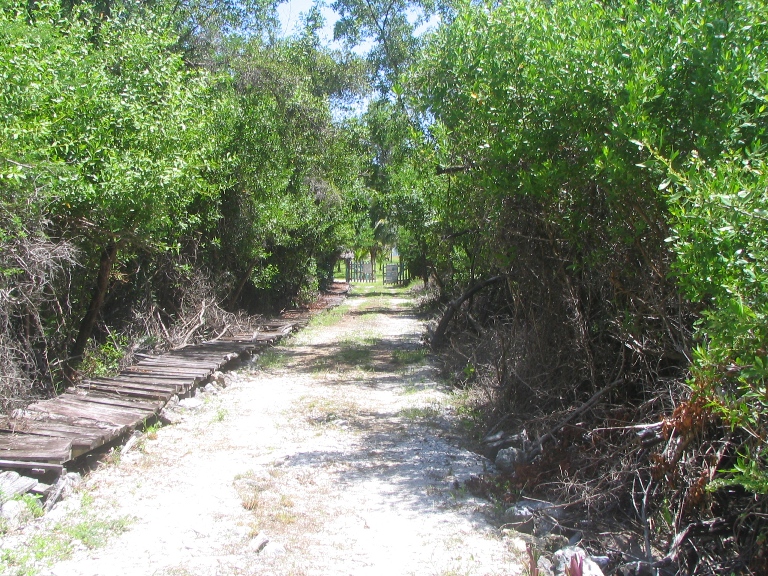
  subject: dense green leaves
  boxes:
[405,0,768,497]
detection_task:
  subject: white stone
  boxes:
[495,446,525,472]
[249,532,270,552]
[260,541,286,557]
[553,546,604,576]
[179,397,203,409]
[1,500,25,530]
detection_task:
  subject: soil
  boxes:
[5,284,524,576]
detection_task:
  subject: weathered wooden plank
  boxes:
[129,362,214,378]
[125,366,209,379]
[52,395,153,420]
[139,356,221,367]
[162,353,241,363]
[107,374,193,386]
[1,420,115,457]
[27,399,148,430]
[254,332,283,342]
[132,360,214,371]
[84,377,183,395]
[176,351,251,361]
[76,384,172,402]
[0,471,38,502]
[0,459,63,477]
[0,433,72,464]
[65,391,164,412]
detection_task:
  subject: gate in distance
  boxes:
[345,261,409,285]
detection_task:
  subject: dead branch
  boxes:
[431,276,504,349]
[527,378,623,460]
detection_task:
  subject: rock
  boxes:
[504,499,561,535]
[178,397,204,410]
[166,395,180,408]
[260,541,286,557]
[484,429,530,459]
[591,555,610,570]
[249,532,269,552]
[122,431,143,454]
[553,546,604,576]
[0,471,38,503]
[537,555,554,576]
[43,471,82,513]
[495,447,525,473]
[1,499,25,530]
[211,371,226,386]
[544,534,570,552]
[43,493,81,523]
[204,383,218,395]
[159,408,183,425]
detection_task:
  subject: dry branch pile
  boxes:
[430,280,767,575]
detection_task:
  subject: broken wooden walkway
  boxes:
[0,288,347,478]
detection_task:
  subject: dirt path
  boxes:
[6,285,524,576]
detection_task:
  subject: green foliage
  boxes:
[408,0,768,495]
[80,334,129,378]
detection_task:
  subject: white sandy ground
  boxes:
[4,287,525,576]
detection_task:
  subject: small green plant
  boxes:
[0,491,132,576]
[61,517,130,549]
[212,407,228,422]
[16,493,44,519]
[256,349,285,370]
[103,446,122,467]
[144,422,161,440]
[392,348,427,365]
[80,334,129,378]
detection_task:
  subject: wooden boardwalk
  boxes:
[0,288,346,475]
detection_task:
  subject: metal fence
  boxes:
[345,260,410,284]
[347,261,375,282]
[383,262,410,285]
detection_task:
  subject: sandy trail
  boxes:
[25,285,523,576]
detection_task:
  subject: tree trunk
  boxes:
[227,256,260,309]
[430,275,504,349]
[66,241,119,380]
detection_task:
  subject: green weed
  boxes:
[212,407,228,422]
[256,349,285,369]
[392,348,427,365]
[0,493,131,576]
[80,334,129,378]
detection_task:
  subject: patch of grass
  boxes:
[256,349,285,370]
[397,405,441,420]
[212,407,228,422]
[400,383,422,395]
[144,422,161,440]
[307,306,346,328]
[103,446,122,466]
[61,517,130,549]
[271,509,297,525]
[234,471,271,511]
[300,395,358,427]
[337,345,372,365]
[80,334,129,378]
[392,348,427,365]
[447,389,485,438]
[15,493,44,520]
[0,493,132,576]
[241,492,260,510]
